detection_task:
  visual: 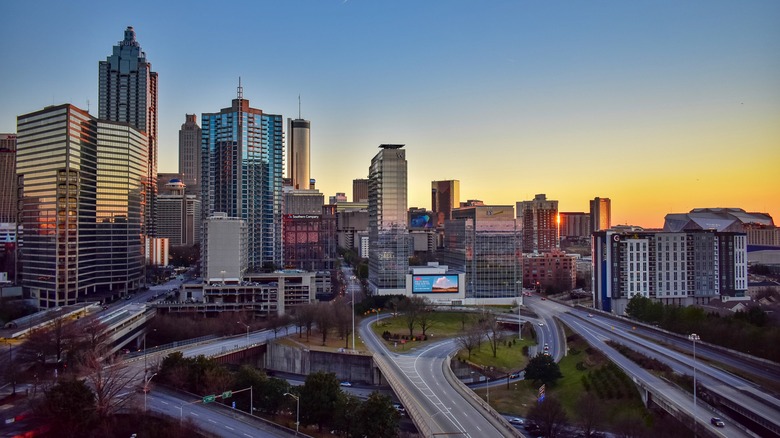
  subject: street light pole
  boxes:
[284,392,300,435]
[237,321,250,343]
[351,293,355,352]
[688,333,700,436]
[144,372,157,412]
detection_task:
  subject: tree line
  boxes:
[158,355,400,437]
[625,295,780,362]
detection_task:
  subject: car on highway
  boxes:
[340,381,352,387]
[538,322,544,326]
[588,313,594,317]
[507,417,524,425]
[541,297,546,300]
[710,417,725,427]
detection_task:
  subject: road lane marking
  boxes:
[225,426,234,431]
[160,401,169,405]
[243,434,253,438]
[191,412,199,417]
[209,419,217,424]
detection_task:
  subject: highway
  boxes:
[145,388,297,438]
[528,296,776,438]
[359,316,519,437]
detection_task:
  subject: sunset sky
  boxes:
[1,1,778,228]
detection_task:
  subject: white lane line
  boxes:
[160,400,169,405]
[243,433,253,438]
[191,412,199,417]
[209,419,217,424]
[225,426,235,431]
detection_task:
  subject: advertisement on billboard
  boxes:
[410,212,434,229]
[412,275,459,293]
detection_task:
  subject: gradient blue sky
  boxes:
[1,1,778,228]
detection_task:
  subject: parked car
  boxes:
[710,417,725,427]
[340,381,352,387]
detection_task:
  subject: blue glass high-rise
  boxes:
[201,89,283,274]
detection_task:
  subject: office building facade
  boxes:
[17,104,147,308]
[179,114,201,197]
[592,229,747,314]
[559,212,590,239]
[157,179,201,247]
[0,134,17,224]
[201,91,284,271]
[368,144,409,294]
[518,194,559,253]
[353,178,369,203]
[431,180,460,227]
[589,197,611,233]
[438,204,520,299]
[99,26,158,237]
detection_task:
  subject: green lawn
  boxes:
[455,337,531,373]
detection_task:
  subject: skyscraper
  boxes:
[431,180,460,227]
[590,197,611,233]
[287,117,311,190]
[352,178,369,203]
[201,85,284,271]
[0,134,17,223]
[157,179,201,247]
[368,144,409,295]
[517,194,559,253]
[438,204,520,298]
[179,114,201,197]
[17,104,147,308]
[99,26,158,237]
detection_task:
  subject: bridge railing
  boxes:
[442,354,522,438]
[372,353,434,438]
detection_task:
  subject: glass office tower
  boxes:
[368,144,409,294]
[99,26,158,237]
[201,93,284,271]
[17,104,147,308]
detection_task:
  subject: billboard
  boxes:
[412,275,459,293]
[410,211,434,229]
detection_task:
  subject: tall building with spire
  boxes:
[368,144,409,295]
[99,26,158,237]
[179,114,201,197]
[201,82,284,271]
[287,101,311,190]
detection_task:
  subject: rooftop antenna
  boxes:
[298,94,301,119]
[237,77,243,100]
[87,99,90,113]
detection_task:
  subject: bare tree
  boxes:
[528,396,568,437]
[417,297,435,337]
[331,297,353,349]
[268,314,291,338]
[294,303,317,341]
[456,323,484,359]
[80,352,140,418]
[314,302,334,345]
[576,392,605,437]
[400,296,425,338]
[460,311,473,330]
[482,312,504,358]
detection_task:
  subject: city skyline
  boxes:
[1,1,778,228]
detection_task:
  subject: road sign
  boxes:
[222,390,232,399]
[203,395,216,404]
